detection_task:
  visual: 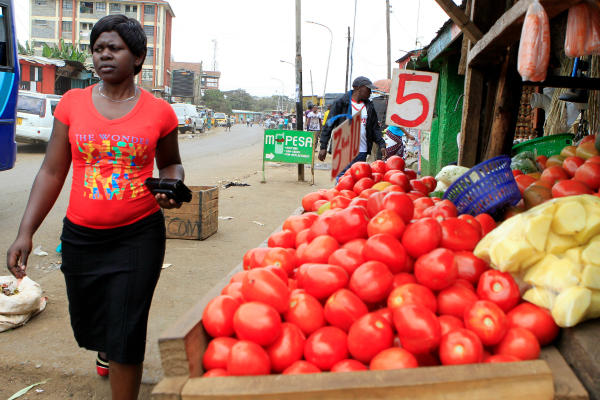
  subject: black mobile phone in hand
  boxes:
[144,178,192,203]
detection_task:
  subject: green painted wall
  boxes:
[421,56,464,177]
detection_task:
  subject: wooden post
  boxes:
[295,0,304,182]
[434,0,483,43]
[459,67,484,167]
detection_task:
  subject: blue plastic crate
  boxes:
[443,156,521,216]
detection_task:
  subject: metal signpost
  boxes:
[263,130,315,184]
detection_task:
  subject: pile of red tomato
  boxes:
[514,135,600,211]
[200,156,559,377]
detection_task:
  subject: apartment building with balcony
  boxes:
[29,0,174,96]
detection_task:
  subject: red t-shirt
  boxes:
[53,85,178,229]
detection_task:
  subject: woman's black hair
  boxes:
[90,14,147,75]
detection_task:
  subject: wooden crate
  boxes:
[153,208,588,400]
[163,186,218,240]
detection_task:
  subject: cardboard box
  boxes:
[163,186,218,240]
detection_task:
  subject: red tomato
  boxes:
[512,169,523,177]
[202,295,240,338]
[429,200,459,219]
[328,248,365,275]
[370,348,418,370]
[328,206,369,244]
[363,233,408,274]
[587,155,600,164]
[267,229,296,249]
[366,191,387,217]
[203,337,237,370]
[402,218,442,259]
[349,196,368,211]
[221,282,244,303]
[243,247,271,270]
[241,268,290,313]
[464,300,508,346]
[385,155,405,171]
[494,327,540,360]
[457,214,483,236]
[438,315,464,336]
[574,161,600,190]
[342,238,367,255]
[284,292,325,336]
[414,248,458,291]
[404,169,417,180]
[437,283,479,318]
[330,195,351,209]
[477,270,520,313]
[552,179,593,197]
[299,235,339,264]
[536,155,548,169]
[514,174,537,195]
[353,177,375,194]
[484,354,521,363]
[381,192,414,224]
[306,211,336,241]
[454,251,489,285]
[282,360,321,374]
[580,135,596,144]
[371,159,387,174]
[233,302,282,346]
[387,283,437,313]
[421,176,437,193]
[410,179,429,195]
[541,166,569,184]
[229,270,247,283]
[265,323,306,372]
[372,307,393,326]
[302,192,324,212]
[392,272,417,288]
[262,247,298,276]
[439,329,483,365]
[393,304,441,354]
[312,199,328,212]
[203,368,229,377]
[335,175,355,191]
[295,228,311,248]
[413,196,435,218]
[359,188,379,199]
[322,188,340,201]
[367,209,406,239]
[349,260,394,303]
[372,172,383,183]
[440,218,481,251]
[347,312,394,363]
[227,340,271,376]
[350,162,372,181]
[283,213,318,235]
[563,156,585,177]
[389,172,411,191]
[304,326,349,371]
[339,189,358,199]
[507,302,559,346]
[475,213,496,236]
[324,288,369,331]
[383,169,399,182]
[330,359,368,372]
[296,263,349,301]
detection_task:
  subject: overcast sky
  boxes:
[15,0,452,97]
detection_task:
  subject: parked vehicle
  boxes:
[15,91,61,143]
[171,103,204,133]
[214,112,228,127]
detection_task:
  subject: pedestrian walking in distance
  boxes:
[6,14,184,400]
[319,76,386,180]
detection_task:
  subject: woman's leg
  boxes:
[110,361,142,400]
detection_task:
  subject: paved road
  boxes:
[0,123,331,399]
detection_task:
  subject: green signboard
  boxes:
[263,130,314,164]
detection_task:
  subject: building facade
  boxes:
[29,0,174,96]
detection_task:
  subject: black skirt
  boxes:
[60,211,166,364]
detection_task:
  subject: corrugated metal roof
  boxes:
[18,55,66,67]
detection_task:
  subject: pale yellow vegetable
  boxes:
[586,290,600,319]
[551,286,592,327]
[574,201,600,244]
[524,255,580,291]
[523,286,556,310]
[525,211,554,252]
[581,264,600,289]
[551,201,586,235]
[581,241,600,265]
[545,231,578,254]
[564,247,583,265]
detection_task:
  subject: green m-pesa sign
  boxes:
[263,130,314,164]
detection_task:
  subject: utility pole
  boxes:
[345,26,350,92]
[295,0,305,181]
[386,0,391,79]
[212,39,218,71]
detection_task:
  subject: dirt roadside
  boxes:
[0,126,333,399]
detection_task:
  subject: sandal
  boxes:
[96,353,109,377]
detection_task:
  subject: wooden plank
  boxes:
[468,0,581,67]
[457,0,474,75]
[524,76,600,90]
[151,376,188,400]
[557,319,600,400]
[180,360,554,400]
[539,347,589,400]
[434,0,483,43]
[458,67,484,167]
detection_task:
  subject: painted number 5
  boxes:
[390,73,432,128]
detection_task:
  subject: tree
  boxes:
[18,40,34,56]
[41,39,87,63]
[203,90,231,113]
[224,89,253,111]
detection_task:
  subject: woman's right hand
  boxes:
[6,235,32,279]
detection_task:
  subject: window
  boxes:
[62,21,72,32]
[80,43,89,52]
[142,69,152,81]
[144,5,155,15]
[95,2,106,12]
[125,5,137,13]
[146,47,154,57]
[109,3,120,12]
[62,1,72,10]
[30,66,42,82]
[80,1,93,13]
[0,6,10,67]
[80,22,93,31]
[34,0,48,5]
[33,19,48,27]
[143,25,154,37]
[17,95,44,116]
[50,100,59,115]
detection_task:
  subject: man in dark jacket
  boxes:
[318,76,386,180]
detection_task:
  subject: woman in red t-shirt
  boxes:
[7,15,183,399]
